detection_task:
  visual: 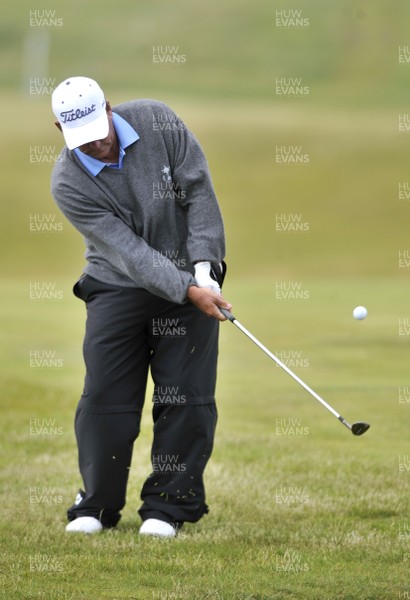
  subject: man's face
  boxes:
[55,102,118,161]
[76,104,117,161]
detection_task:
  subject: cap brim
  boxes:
[61,111,109,150]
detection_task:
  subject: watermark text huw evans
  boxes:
[29,10,63,28]
[275,10,309,28]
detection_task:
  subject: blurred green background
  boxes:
[2,0,410,282]
[2,1,410,598]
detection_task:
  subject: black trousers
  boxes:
[67,275,219,528]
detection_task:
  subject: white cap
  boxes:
[52,76,109,150]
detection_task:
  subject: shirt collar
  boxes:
[74,112,139,176]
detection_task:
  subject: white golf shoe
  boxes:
[139,518,177,538]
[66,516,103,534]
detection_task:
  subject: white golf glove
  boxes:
[194,261,221,295]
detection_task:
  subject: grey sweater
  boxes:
[51,99,225,304]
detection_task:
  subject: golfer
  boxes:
[50,76,231,537]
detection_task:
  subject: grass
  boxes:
[4,0,410,105]
[2,93,410,596]
[1,96,410,281]
[1,277,409,599]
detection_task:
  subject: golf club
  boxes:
[219,307,370,436]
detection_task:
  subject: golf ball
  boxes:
[353,306,367,320]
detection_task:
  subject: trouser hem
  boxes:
[139,502,209,525]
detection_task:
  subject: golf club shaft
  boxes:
[220,308,350,426]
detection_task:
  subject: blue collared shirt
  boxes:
[74,112,140,176]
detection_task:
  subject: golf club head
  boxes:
[351,422,370,436]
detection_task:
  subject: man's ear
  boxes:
[54,121,62,133]
[105,100,112,116]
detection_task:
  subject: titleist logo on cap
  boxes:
[59,104,96,123]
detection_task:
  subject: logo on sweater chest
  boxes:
[162,165,172,182]
[152,166,186,201]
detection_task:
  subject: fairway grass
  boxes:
[2,61,410,600]
[1,277,409,599]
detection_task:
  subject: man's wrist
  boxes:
[186,281,199,300]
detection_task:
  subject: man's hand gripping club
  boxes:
[187,261,232,321]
